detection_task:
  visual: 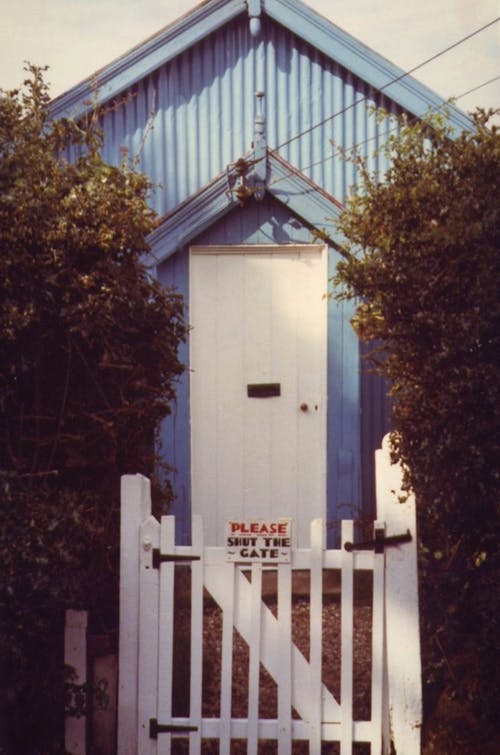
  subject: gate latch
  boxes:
[344,529,412,554]
[149,718,198,738]
[152,549,201,569]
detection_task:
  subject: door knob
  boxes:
[300,403,308,412]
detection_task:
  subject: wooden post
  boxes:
[65,609,88,755]
[92,653,118,755]
[375,435,422,755]
[117,474,152,755]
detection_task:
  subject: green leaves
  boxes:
[0,66,187,478]
[335,108,500,750]
[0,66,187,753]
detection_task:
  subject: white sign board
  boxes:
[225,519,292,563]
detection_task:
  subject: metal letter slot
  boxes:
[247,383,281,398]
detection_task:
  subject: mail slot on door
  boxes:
[247,383,281,398]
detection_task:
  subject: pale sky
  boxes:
[0,0,498,116]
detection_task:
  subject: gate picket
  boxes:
[189,516,203,754]
[277,562,292,755]
[340,520,354,754]
[248,563,263,754]
[371,520,386,755]
[157,516,176,755]
[138,516,160,755]
[219,561,235,754]
[309,519,324,752]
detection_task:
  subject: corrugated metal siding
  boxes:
[97,15,401,216]
[99,17,256,214]
[158,196,361,544]
[360,341,393,520]
[98,13,400,534]
[261,24,399,195]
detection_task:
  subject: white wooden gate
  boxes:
[118,437,422,754]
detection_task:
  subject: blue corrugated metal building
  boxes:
[51,0,469,545]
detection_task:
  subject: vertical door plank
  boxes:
[269,254,298,525]
[215,255,246,528]
[296,251,328,544]
[340,520,354,754]
[189,253,218,545]
[243,254,273,521]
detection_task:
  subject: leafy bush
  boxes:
[0,67,187,753]
[334,109,500,753]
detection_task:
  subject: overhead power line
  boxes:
[273,16,500,154]
[455,74,500,101]
[267,73,500,189]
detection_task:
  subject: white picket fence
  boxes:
[115,436,422,755]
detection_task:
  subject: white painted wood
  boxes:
[123,507,420,751]
[189,516,204,755]
[65,609,88,755]
[138,516,160,755]
[340,520,354,754]
[202,543,376,571]
[219,562,236,755]
[157,516,176,755]
[118,474,152,755]
[376,435,422,754]
[248,563,263,755]
[204,562,341,723]
[277,562,292,755]
[190,245,327,547]
[309,520,324,752]
[163,716,375,741]
[371,520,386,754]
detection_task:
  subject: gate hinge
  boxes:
[344,529,412,554]
[152,548,201,569]
[149,718,198,738]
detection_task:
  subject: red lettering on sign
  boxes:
[229,521,290,537]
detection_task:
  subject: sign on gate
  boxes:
[225,519,292,562]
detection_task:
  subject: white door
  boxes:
[190,244,327,546]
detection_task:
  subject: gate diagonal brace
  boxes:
[344,529,412,554]
[149,718,198,739]
[152,548,201,569]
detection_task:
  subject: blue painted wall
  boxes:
[86,13,401,217]
[51,0,465,541]
[157,195,362,544]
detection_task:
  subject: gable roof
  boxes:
[50,0,471,132]
[148,148,347,264]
